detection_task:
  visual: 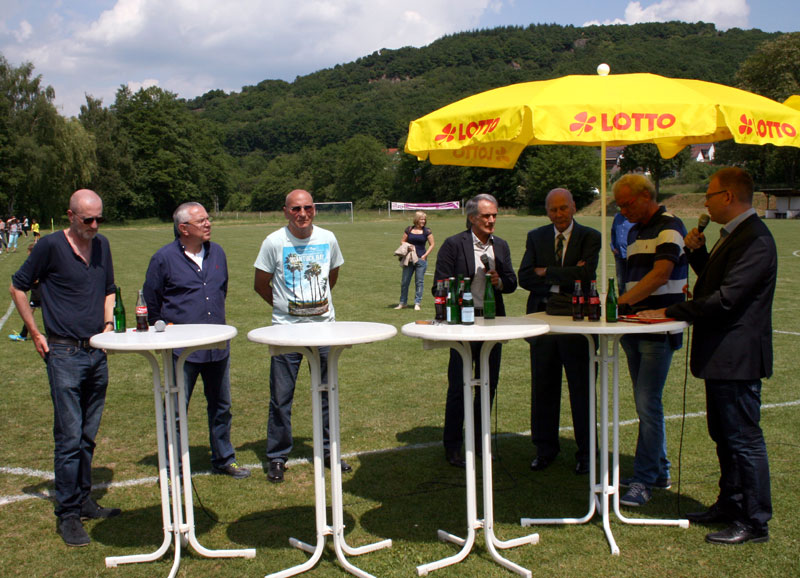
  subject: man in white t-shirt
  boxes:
[253,189,347,483]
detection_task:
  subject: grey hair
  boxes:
[173,202,205,228]
[465,193,498,228]
[612,174,656,200]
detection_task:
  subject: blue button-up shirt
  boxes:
[143,238,229,363]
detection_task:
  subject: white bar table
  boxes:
[401,317,550,578]
[90,324,255,578]
[520,312,690,555]
[247,321,397,578]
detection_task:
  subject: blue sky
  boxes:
[1,1,797,116]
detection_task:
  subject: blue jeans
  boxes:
[399,259,427,305]
[46,344,109,518]
[621,335,674,486]
[267,348,330,462]
[182,356,236,469]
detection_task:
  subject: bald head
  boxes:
[545,188,576,232]
[69,189,103,213]
[284,189,316,239]
[285,189,314,207]
[67,189,104,242]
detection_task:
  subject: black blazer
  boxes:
[518,221,601,314]
[431,229,517,317]
[666,213,777,380]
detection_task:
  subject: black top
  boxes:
[12,231,115,339]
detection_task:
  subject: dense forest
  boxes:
[2,21,799,222]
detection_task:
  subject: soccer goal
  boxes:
[314,201,354,224]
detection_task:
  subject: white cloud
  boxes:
[13,20,32,42]
[3,0,495,116]
[584,0,750,29]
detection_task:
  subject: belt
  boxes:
[48,336,95,349]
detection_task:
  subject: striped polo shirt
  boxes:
[625,206,688,310]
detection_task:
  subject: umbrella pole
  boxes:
[600,143,608,316]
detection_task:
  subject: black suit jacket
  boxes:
[432,229,517,316]
[666,213,776,380]
[518,221,601,314]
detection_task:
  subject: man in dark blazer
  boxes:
[642,167,775,545]
[518,188,601,475]
[432,193,517,467]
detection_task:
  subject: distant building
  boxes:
[762,188,800,219]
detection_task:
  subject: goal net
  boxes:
[314,202,354,224]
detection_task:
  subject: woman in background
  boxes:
[395,211,434,311]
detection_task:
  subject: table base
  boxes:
[416,340,538,578]
[104,349,255,578]
[520,334,688,555]
[265,344,391,578]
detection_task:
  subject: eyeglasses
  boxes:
[705,189,727,200]
[288,205,315,214]
[78,215,105,225]
[184,217,212,226]
[616,196,639,210]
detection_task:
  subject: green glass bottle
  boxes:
[113,287,126,333]
[606,278,618,322]
[447,277,459,324]
[483,274,496,319]
[460,277,474,325]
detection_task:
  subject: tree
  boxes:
[518,146,601,212]
[618,144,691,197]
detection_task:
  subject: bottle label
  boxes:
[435,296,446,305]
[461,307,474,323]
[589,296,600,305]
[136,306,148,316]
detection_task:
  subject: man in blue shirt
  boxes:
[613,174,688,507]
[10,189,120,547]
[143,202,249,479]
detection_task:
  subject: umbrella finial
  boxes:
[597,63,610,76]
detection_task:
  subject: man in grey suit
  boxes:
[641,167,775,545]
[518,188,601,475]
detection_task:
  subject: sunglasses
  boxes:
[79,216,105,225]
[288,205,315,214]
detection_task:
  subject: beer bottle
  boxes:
[447,277,459,324]
[483,274,496,320]
[461,277,474,325]
[135,289,149,332]
[606,278,618,322]
[113,287,126,333]
[434,280,446,322]
[457,274,465,307]
[572,280,584,321]
[587,279,601,321]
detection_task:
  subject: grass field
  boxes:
[1,209,798,578]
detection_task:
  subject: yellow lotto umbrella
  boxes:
[405,65,800,294]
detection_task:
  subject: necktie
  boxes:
[555,233,564,265]
[710,229,728,255]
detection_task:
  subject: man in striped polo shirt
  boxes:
[613,174,688,507]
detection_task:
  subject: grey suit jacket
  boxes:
[666,214,776,380]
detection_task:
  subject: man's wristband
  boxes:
[104,321,114,328]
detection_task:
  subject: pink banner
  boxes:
[390,201,460,210]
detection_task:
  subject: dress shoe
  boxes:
[58,515,90,547]
[80,497,121,520]
[267,459,286,483]
[574,459,590,475]
[212,461,251,479]
[705,521,769,545]
[324,457,353,472]
[530,455,555,471]
[686,502,732,525]
[445,448,466,468]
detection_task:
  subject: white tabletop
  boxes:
[247,321,397,347]
[528,312,688,335]
[401,316,549,342]
[89,324,237,351]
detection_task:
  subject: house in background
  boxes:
[763,188,800,219]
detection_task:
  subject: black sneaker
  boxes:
[212,461,251,479]
[58,515,90,547]
[620,476,671,490]
[80,497,121,520]
[267,459,286,483]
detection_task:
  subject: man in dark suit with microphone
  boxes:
[432,193,517,467]
[640,167,775,544]
[518,188,601,475]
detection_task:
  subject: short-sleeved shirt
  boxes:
[11,230,115,339]
[404,226,431,259]
[254,225,344,325]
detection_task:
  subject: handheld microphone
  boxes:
[698,214,710,233]
[480,254,490,270]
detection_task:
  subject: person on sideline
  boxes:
[143,202,250,479]
[640,168,774,545]
[613,174,688,507]
[253,189,350,483]
[518,188,600,475]
[10,189,120,547]
[432,194,517,467]
[395,211,434,311]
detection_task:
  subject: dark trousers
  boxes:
[443,342,501,451]
[705,379,772,532]
[530,334,592,460]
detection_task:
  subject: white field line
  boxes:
[0,301,16,332]
[2,398,798,508]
